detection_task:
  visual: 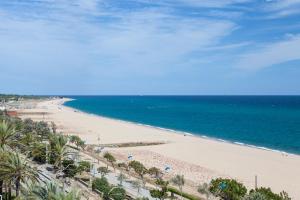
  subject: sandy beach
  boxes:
[18,98,300,199]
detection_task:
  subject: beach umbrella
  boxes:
[164,165,171,173]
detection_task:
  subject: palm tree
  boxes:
[0,152,40,197]
[171,174,185,200]
[50,135,69,171]
[0,120,16,148]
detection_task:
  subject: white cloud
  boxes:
[0,0,237,78]
[236,34,300,70]
[265,0,300,18]
[176,0,250,7]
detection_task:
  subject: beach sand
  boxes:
[18,98,300,199]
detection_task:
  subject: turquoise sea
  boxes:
[64,96,300,154]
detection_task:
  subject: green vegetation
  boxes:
[0,112,84,199]
[0,94,47,102]
[171,174,185,199]
[104,152,116,170]
[77,160,91,174]
[247,187,291,200]
[209,178,247,200]
[129,160,148,184]
[150,179,169,200]
[92,177,126,200]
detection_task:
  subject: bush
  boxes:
[249,188,291,200]
[209,178,247,200]
[62,159,78,177]
[78,161,91,173]
[109,187,126,200]
[92,177,111,196]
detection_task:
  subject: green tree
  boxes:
[77,161,91,174]
[129,161,148,185]
[104,152,116,170]
[108,186,126,200]
[0,152,40,197]
[249,188,291,200]
[0,120,16,148]
[92,177,111,197]
[171,174,185,199]
[97,166,109,178]
[50,135,69,171]
[148,167,162,179]
[62,159,78,178]
[30,142,47,164]
[150,179,169,200]
[209,178,247,200]
[243,191,268,200]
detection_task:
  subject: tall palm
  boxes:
[53,142,69,171]
[0,152,40,197]
[0,120,16,148]
[50,135,69,171]
[171,174,185,200]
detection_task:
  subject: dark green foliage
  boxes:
[150,179,169,200]
[150,189,168,200]
[31,142,47,164]
[209,178,247,200]
[148,167,162,178]
[77,161,91,173]
[92,177,111,196]
[109,187,126,200]
[249,188,291,200]
[129,160,147,181]
[104,152,116,168]
[62,159,78,178]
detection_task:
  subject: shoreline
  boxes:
[63,98,294,157]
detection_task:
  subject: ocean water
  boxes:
[64,96,300,154]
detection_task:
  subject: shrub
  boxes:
[209,178,247,200]
[62,159,78,177]
[92,177,111,196]
[109,187,126,200]
[249,188,291,200]
[78,161,91,173]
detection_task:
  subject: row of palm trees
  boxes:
[0,115,81,199]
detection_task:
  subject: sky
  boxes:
[0,0,300,95]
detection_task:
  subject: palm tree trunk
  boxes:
[180,186,183,200]
[9,185,12,200]
[15,178,20,197]
[0,180,3,194]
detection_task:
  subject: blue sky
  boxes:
[0,0,300,95]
